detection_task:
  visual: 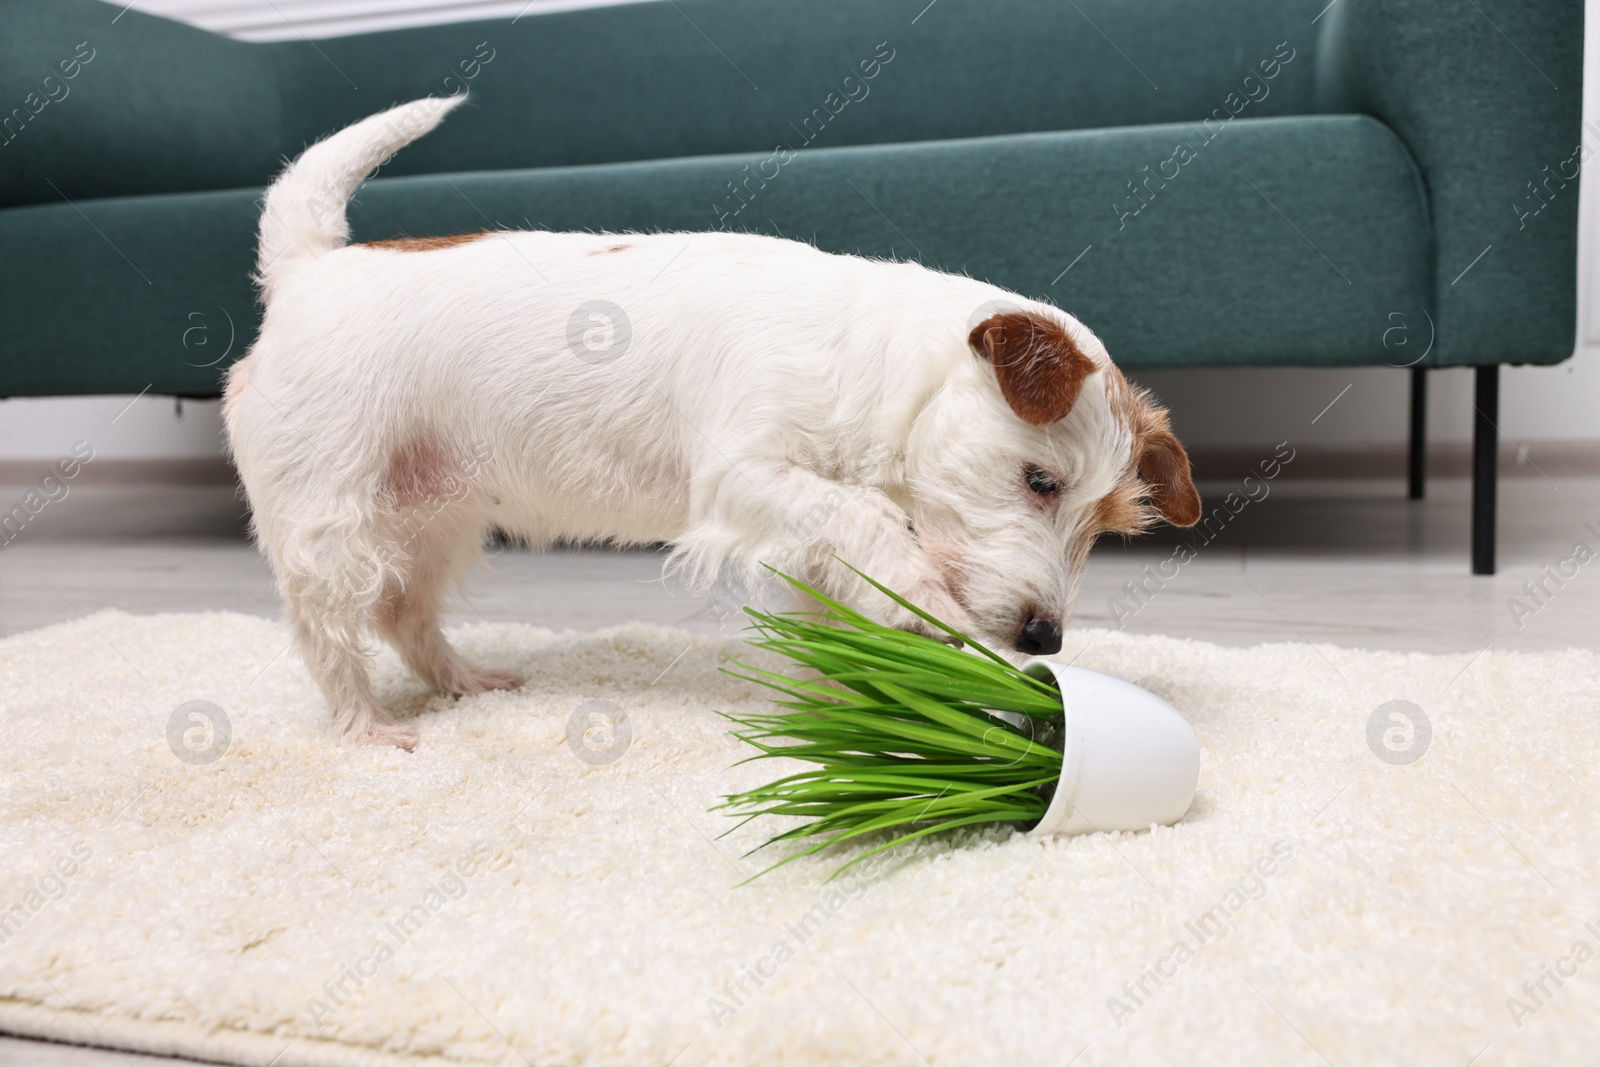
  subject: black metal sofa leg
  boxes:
[1408,366,1427,500]
[1472,364,1499,575]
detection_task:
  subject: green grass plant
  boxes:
[717,566,1066,881]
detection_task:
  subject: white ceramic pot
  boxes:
[1020,659,1200,837]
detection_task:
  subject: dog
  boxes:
[224,96,1201,748]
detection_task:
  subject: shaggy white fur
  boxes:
[228,97,1201,747]
[1,611,1596,1067]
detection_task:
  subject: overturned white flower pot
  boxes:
[1021,659,1200,837]
[720,569,1205,880]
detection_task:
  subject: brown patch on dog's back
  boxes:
[362,232,490,252]
[588,243,631,255]
[969,310,1097,427]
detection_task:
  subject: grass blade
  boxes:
[717,566,1065,880]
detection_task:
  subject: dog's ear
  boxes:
[1138,427,1201,527]
[968,311,1096,427]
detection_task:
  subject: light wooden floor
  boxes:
[2,473,1598,1066]
[1,476,1597,653]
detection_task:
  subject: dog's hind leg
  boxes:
[375,516,524,698]
[274,515,419,749]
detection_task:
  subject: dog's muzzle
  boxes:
[1016,616,1063,656]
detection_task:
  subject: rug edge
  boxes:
[0,1001,485,1067]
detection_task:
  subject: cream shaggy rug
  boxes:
[1,611,1597,1067]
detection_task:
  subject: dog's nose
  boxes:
[1016,616,1063,656]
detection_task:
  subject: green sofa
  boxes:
[0,0,1581,572]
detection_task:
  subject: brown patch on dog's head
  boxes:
[1091,478,1151,538]
[1066,381,1200,568]
[361,232,490,252]
[1063,476,1148,571]
[1137,422,1201,527]
[1100,372,1202,531]
[968,310,1097,427]
[588,243,631,255]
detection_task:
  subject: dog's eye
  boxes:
[1024,465,1060,496]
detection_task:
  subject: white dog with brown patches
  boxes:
[225,96,1201,748]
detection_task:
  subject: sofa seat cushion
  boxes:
[0,114,1431,396]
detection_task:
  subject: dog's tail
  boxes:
[255,95,467,301]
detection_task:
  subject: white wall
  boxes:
[1138,362,1600,451]
[0,395,225,461]
[3,0,1595,462]
[127,0,651,41]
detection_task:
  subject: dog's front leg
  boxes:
[679,463,973,639]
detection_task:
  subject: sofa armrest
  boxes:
[1315,0,1583,365]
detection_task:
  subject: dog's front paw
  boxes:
[880,579,974,647]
